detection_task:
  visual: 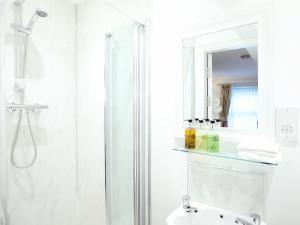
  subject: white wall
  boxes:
[151,0,300,225]
[151,4,186,225]
[266,1,300,224]
[76,2,107,224]
[1,1,78,225]
[0,0,9,223]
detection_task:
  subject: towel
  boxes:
[237,137,279,155]
[239,152,281,164]
[237,137,281,163]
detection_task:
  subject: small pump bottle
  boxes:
[195,119,204,151]
[215,119,221,128]
[207,121,220,153]
[204,118,210,128]
[194,118,199,125]
[198,119,209,151]
[185,119,196,149]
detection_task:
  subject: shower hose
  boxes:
[10,109,38,169]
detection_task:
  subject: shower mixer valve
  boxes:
[14,82,25,93]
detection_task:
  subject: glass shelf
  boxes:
[172,147,279,166]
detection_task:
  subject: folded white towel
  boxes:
[239,150,277,158]
[239,152,282,164]
[237,137,279,154]
[237,136,281,163]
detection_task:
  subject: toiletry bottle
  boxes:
[195,119,202,151]
[199,119,209,151]
[185,119,195,150]
[207,121,219,153]
[204,118,210,128]
[215,119,221,128]
[195,118,199,126]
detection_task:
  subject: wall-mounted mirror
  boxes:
[183,23,258,129]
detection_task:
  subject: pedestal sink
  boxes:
[167,202,266,225]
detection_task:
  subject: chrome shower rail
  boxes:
[6,103,48,111]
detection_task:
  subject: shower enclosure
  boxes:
[104,22,151,225]
[0,1,151,225]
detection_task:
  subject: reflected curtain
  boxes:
[219,84,231,127]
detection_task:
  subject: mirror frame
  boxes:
[181,19,264,132]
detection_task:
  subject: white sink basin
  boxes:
[167,202,266,225]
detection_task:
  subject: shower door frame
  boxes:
[104,21,151,225]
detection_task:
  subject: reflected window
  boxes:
[227,85,258,129]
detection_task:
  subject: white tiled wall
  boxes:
[1,1,77,225]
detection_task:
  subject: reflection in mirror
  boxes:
[182,23,258,129]
[211,47,258,129]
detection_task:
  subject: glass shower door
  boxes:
[105,22,150,225]
[105,25,135,225]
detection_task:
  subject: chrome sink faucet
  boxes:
[235,218,253,225]
[250,214,261,225]
[235,214,261,225]
[182,195,198,213]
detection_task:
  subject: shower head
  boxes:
[13,0,25,6]
[36,9,48,18]
[11,8,47,34]
[27,9,48,29]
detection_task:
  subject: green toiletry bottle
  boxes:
[207,121,219,153]
[200,119,209,151]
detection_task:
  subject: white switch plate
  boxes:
[276,107,298,142]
